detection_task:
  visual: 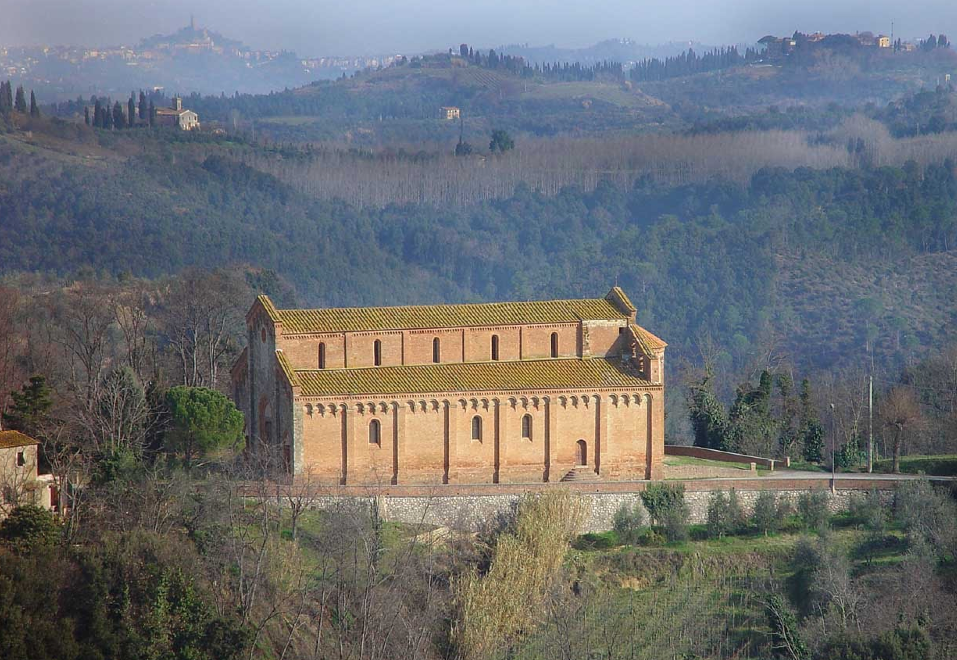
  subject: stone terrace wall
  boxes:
[379,486,892,532]
[281,477,917,533]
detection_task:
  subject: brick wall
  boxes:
[665,445,778,470]
[276,321,626,371]
[299,389,663,485]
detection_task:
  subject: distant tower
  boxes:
[172,96,182,111]
[190,14,195,31]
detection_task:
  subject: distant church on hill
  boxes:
[154,97,200,131]
[230,288,666,486]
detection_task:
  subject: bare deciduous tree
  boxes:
[46,284,116,411]
[159,270,247,389]
[0,286,23,418]
[880,386,922,473]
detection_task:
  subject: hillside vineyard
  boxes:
[231,288,667,484]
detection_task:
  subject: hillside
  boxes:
[151,46,957,145]
[2,120,955,389]
[172,53,677,144]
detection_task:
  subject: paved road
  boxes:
[717,469,954,482]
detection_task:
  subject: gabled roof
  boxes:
[271,295,631,335]
[0,430,39,449]
[629,323,668,354]
[293,357,654,398]
[275,350,299,389]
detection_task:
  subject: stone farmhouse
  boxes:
[154,96,200,130]
[230,288,666,486]
[439,106,461,120]
[0,429,58,517]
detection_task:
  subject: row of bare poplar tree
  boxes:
[217,117,957,208]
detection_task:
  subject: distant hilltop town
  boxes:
[0,18,401,99]
[758,30,950,60]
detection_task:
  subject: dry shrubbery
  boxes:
[454,490,585,659]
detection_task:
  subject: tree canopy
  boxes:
[164,386,244,469]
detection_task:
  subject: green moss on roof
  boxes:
[630,324,668,354]
[294,357,655,397]
[273,298,629,334]
[0,430,38,449]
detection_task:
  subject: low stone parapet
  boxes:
[665,445,778,470]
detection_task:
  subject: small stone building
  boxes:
[0,430,57,515]
[155,96,200,130]
[439,106,461,120]
[230,288,666,485]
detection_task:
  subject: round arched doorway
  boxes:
[576,439,587,466]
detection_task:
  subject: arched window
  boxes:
[522,414,532,440]
[374,339,382,366]
[491,335,500,361]
[577,439,587,466]
[433,337,441,363]
[318,342,326,369]
[550,332,559,358]
[369,419,381,445]
[471,416,482,441]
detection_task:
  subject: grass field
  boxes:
[873,454,957,476]
[512,524,909,660]
[664,455,757,471]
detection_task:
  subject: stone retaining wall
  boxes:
[378,486,893,532]
[280,477,915,533]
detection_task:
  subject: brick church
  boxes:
[230,288,666,485]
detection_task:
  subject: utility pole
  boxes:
[829,402,836,493]
[868,374,874,473]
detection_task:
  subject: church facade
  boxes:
[230,288,666,485]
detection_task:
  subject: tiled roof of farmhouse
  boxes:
[267,296,630,334]
[0,430,39,449]
[292,357,654,397]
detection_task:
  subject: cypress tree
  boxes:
[93,99,102,128]
[689,373,728,450]
[0,81,11,114]
[128,94,136,127]
[799,379,825,463]
[148,99,155,127]
[84,106,90,125]
[112,101,125,129]
[104,100,113,129]
[14,85,27,113]
[138,91,147,121]
[29,90,40,118]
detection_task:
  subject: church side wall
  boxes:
[295,389,663,486]
[275,321,618,371]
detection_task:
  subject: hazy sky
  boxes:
[1,0,954,56]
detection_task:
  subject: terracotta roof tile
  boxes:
[0,430,38,449]
[630,324,668,353]
[257,295,281,323]
[274,297,627,334]
[275,350,299,388]
[294,358,654,398]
